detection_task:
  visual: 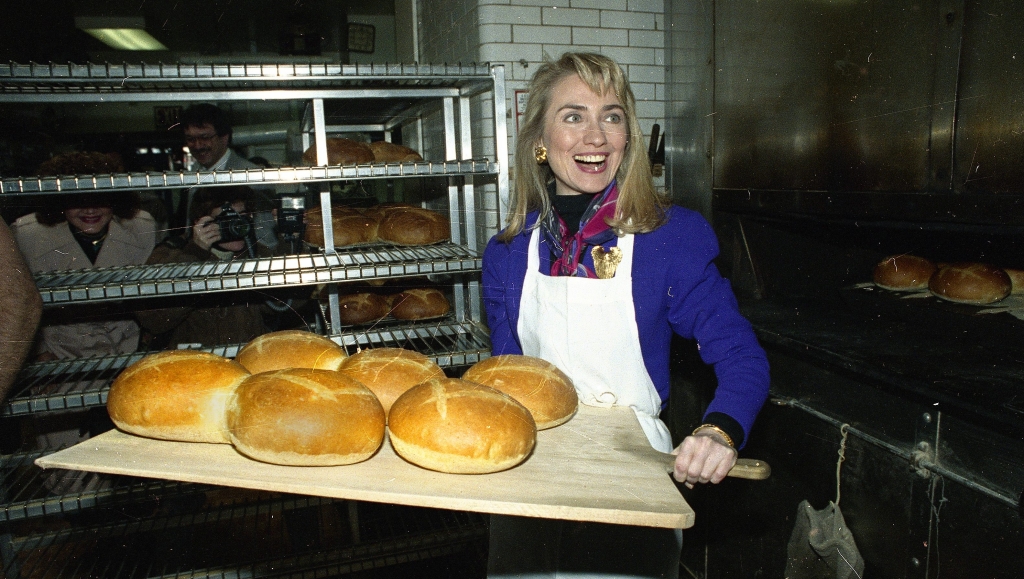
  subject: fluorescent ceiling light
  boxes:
[75,16,168,51]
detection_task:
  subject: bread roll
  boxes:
[303,206,378,248]
[368,141,423,163]
[1004,268,1024,294]
[338,347,445,413]
[227,368,385,466]
[462,355,578,429]
[388,378,536,474]
[337,293,391,326]
[388,288,450,320]
[236,330,347,374]
[873,254,937,291]
[361,203,415,222]
[107,350,249,444]
[377,207,450,245]
[302,138,375,166]
[928,262,1011,305]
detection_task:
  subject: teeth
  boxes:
[574,154,606,163]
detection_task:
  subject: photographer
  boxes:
[136,186,308,349]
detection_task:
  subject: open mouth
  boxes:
[574,154,607,170]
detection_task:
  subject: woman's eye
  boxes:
[605,113,623,123]
[563,113,582,123]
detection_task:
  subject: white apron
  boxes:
[518,227,672,453]
[487,228,681,579]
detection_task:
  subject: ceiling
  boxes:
[0,0,395,63]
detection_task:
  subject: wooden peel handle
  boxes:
[727,458,771,480]
[662,454,771,481]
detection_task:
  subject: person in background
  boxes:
[0,219,42,400]
[136,186,307,349]
[482,53,771,578]
[178,103,278,250]
[11,152,155,489]
[12,153,156,360]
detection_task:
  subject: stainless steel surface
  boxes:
[667,0,1024,199]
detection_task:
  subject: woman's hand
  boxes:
[192,216,222,251]
[671,429,738,488]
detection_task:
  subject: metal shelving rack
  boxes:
[0,61,508,578]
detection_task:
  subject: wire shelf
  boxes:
[3,320,491,417]
[33,244,482,305]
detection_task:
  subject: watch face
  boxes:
[347,23,375,53]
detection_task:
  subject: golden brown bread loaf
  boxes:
[462,355,578,430]
[873,254,937,291]
[303,206,379,248]
[388,288,451,320]
[361,202,416,222]
[338,347,445,414]
[235,330,348,374]
[337,293,391,326]
[377,207,451,245]
[226,368,385,466]
[387,378,536,474]
[368,141,423,163]
[928,262,1011,305]
[302,138,375,166]
[106,350,250,444]
[1004,268,1024,294]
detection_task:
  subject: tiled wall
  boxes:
[419,0,667,242]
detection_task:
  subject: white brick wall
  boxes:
[417,0,667,236]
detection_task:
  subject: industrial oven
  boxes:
[664,0,1024,576]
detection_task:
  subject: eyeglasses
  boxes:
[184,133,219,145]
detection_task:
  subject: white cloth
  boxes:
[517,228,672,453]
[489,227,681,579]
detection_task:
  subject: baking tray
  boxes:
[36,405,694,529]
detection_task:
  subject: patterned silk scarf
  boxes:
[541,181,619,278]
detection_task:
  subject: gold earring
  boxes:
[534,146,548,164]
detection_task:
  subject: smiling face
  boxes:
[184,122,230,168]
[64,206,114,235]
[539,74,628,196]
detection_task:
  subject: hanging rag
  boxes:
[785,422,864,579]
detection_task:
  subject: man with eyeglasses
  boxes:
[177,103,279,249]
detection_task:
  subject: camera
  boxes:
[277,195,306,238]
[213,202,254,242]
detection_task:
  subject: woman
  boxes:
[13,175,156,360]
[482,53,770,578]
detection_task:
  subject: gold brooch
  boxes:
[591,246,623,279]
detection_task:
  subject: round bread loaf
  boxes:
[337,293,391,326]
[873,254,937,291]
[303,207,378,248]
[236,330,348,374]
[361,202,416,222]
[302,138,375,166]
[227,368,385,466]
[377,207,450,245]
[368,141,423,163]
[389,288,450,320]
[462,355,578,430]
[928,262,1011,305]
[338,347,445,414]
[1004,268,1024,294]
[107,350,250,444]
[388,378,536,474]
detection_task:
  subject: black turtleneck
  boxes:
[550,193,597,235]
[70,223,109,264]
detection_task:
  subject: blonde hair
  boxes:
[500,52,667,242]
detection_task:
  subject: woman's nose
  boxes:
[582,122,608,146]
